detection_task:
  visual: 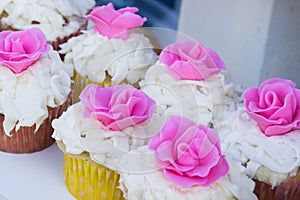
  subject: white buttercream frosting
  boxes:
[219,106,300,187]
[60,29,158,84]
[139,62,237,129]
[0,0,95,41]
[52,102,164,172]
[52,103,257,199]
[119,150,257,200]
[0,48,72,135]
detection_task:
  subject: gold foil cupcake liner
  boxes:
[71,71,112,104]
[71,69,141,104]
[63,152,124,200]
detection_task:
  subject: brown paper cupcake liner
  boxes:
[0,95,71,154]
[254,172,300,200]
[51,17,88,52]
[0,17,87,50]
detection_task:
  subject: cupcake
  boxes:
[52,84,162,200]
[0,0,95,50]
[0,28,73,153]
[119,116,257,200]
[139,40,237,130]
[59,3,158,103]
[219,78,300,199]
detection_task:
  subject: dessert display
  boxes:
[1,1,299,199]
[59,3,158,103]
[0,0,95,50]
[219,78,300,199]
[0,28,72,153]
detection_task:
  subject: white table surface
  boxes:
[0,144,75,200]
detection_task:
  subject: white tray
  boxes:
[0,144,75,200]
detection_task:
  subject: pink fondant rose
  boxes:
[0,28,50,74]
[85,3,146,40]
[243,78,300,136]
[149,116,229,187]
[79,84,156,131]
[159,40,226,81]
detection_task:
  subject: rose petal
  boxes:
[130,97,147,116]
[88,3,118,24]
[85,3,146,39]
[107,115,151,130]
[186,42,204,60]
[159,48,181,67]
[163,168,208,188]
[166,161,195,173]
[176,143,198,166]
[89,16,114,37]
[243,78,300,136]
[262,77,296,88]
[265,125,294,136]
[150,116,191,150]
[80,84,155,130]
[243,88,259,108]
[118,6,139,14]
[110,85,135,104]
[295,89,300,105]
[10,38,26,53]
[206,48,226,70]
[167,60,207,80]
[111,103,131,119]
[269,93,296,122]
[159,40,224,80]
[79,84,95,106]
[186,147,220,177]
[263,91,281,107]
[0,28,49,74]
[112,12,146,29]
[203,155,229,186]
[155,140,175,164]
[198,127,220,157]
[1,59,36,74]
[150,116,229,187]
[174,125,198,157]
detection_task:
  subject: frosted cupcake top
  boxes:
[60,3,157,84]
[119,117,257,200]
[0,28,72,135]
[52,84,163,171]
[140,40,236,129]
[0,0,95,41]
[219,78,300,187]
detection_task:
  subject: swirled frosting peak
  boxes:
[60,29,157,84]
[0,0,95,41]
[219,107,300,187]
[0,47,72,135]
